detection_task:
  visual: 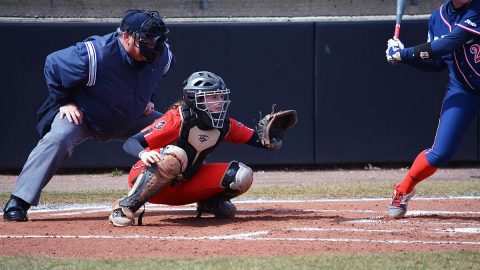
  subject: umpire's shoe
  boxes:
[3,195,30,222]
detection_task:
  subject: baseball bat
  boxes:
[394,0,407,39]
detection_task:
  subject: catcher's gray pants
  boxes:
[12,111,161,206]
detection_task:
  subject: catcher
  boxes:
[109,71,297,226]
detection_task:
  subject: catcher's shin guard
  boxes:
[111,145,187,226]
[196,161,251,218]
[119,164,171,213]
[220,161,253,195]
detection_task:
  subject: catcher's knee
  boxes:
[220,161,253,195]
[156,145,188,179]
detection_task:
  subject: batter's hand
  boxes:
[144,101,155,115]
[139,150,162,166]
[386,38,404,63]
[59,103,84,125]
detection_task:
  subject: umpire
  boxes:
[3,9,175,221]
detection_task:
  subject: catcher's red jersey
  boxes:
[141,106,253,148]
[128,106,254,205]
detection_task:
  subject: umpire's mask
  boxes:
[120,9,169,62]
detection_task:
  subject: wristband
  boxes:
[413,42,434,59]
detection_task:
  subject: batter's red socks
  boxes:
[396,150,438,194]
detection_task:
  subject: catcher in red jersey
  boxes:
[109,71,297,226]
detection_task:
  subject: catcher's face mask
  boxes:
[195,89,231,128]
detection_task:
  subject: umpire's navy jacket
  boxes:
[36,32,175,137]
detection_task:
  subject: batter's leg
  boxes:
[388,85,480,218]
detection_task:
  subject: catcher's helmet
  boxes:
[183,71,231,128]
[120,9,169,61]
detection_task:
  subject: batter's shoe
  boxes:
[3,195,30,222]
[109,206,145,227]
[388,188,415,219]
[196,195,236,218]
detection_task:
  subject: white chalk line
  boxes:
[44,208,480,217]
[1,232,479,246]
[287,227,480,235]
[2,195,479,246]
[348,218,480,227]
[249,237,480,245]
[445,228,480,234]
[17,196,479,217]
[49,208,383,216]
[238,196,480,203]
[0,231,270,241]
[409,210,480,215]
[46,207,480,217]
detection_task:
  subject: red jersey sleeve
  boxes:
[142,108,182,149]
[225,118,254,144]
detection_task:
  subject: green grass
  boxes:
[109,168,125,177]
[247,180,480,199]
[0,251,479,270]
[0,190,129,206]
[0,180,478,206]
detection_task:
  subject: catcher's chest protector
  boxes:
[177,107,230,179]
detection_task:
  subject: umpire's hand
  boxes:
[60,103,84,125]
[144,101,155,115]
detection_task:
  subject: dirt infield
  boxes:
[1,168,479,259]
[1,197,479,259]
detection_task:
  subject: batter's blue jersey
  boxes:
[428,0,480,90]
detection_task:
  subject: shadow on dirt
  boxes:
[154,208,346,228]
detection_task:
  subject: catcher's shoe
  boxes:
[196,196,236,218]
[109,208,133,227]
[3,195,30,222]
[388,188,415,219]
[109,206,145,227]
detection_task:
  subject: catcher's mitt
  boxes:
[256,104,298,150]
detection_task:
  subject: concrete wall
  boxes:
[1,0,443,19]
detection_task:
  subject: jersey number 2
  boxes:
[471,44,480,63]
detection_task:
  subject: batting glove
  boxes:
[386,38,404,63]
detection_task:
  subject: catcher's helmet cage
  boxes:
[183,71,231,129]
[120,9,169,61]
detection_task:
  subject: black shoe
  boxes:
[196,195,236,218]
[3,195,30,222]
